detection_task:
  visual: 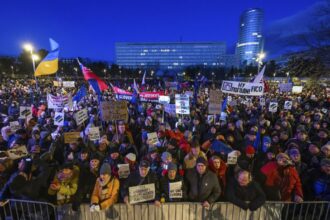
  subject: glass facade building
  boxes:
[115,42,226,69]
[236,8,264,65]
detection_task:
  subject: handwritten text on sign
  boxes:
[129,183,155,204]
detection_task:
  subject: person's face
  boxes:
[191,147,200,156]
[193,119,200,126]
[238,172,250,186]
[99,143,107,151]
[277,157,289,166]
[321,165,330,175]
[70,143,78,150]
[34,133,40,140]
[318,131,328,139]
[139,167,149,177]
[313,123,320,130]
[267,152,275,160]
[150,152,158,160]
[80,152,88,161]
[280,133,288,140]
[309,145,320,155]
[297,133,307,141]
[210,127,216,134]
[228,123,235,131]
[168,170,177,180]
[110,152,119,159]
[212,159,221,169]
[227,136,234,143]
[100,173,110,183]
[272,136,279,143]
[90,159,100,170]
[118,124,125,133]
[249,134,256,141]
[322,148,330,157]
[196,163,206,175]
[290,153,301,163]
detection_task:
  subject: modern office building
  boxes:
[115,42,227,70]
[236,8,264,65]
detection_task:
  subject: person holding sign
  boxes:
[184,157,221,209]
[90,163,119,211]
[121,160,160,206]
[159,162,185,202]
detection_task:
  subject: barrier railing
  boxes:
[1,200,329,220]
[0,199,57,220]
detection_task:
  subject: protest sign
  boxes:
[175,94,190,115]
[74,108,88,125]
[7,145,28,160]
[279,83,293,93]
[184,91,193,97]
[129,183,155,204]
[158,96,170,104]
[292,86,303,94]
[54,112,64,126]
[47,93,73,109]
[207,115,215,124]
[10,121,20,132]
[19,106,32,119]
[165,81,178,90]
[284,101,292,110]
[64,132,80,144]
[260,98,266,106]
[147,132,159,146]
[227,96,232,102]
[221,80,264,96]
[164,104,176,115]
[88,127,100,141]
[169,181,183,199]
[53,81,61,87]
[109,101,128,121]
[269,102,278,113]
[227,151,238,165]
[208,90,222,114]
[118,164,130,179]
[62,81,75,88]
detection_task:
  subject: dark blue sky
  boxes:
[0,0,323,61]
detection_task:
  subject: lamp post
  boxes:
[23,43,39,89]
[256,52,266,73]
[103,69,107,79]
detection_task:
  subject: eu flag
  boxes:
[73,86,87,102]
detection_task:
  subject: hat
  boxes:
[167,162,177,171]
[196,157,207,166]
[320,158,330,167]
[90,154,101,161]
[139,160,150,168]
[125,153,136,162]
[276,153,290,161]
[109,146,119,154]
[100,163,111,175]
[60,162,74,170]
[161,152,172,162]
[245,145,256,154]
[288,148,300,156]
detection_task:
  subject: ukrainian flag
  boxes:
[34,38,59,77]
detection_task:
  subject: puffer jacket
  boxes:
[91,176,120,210]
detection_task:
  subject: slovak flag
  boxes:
[77,59,108,95]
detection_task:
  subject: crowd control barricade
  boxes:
[55,201,330,220]
[0,199,57,220]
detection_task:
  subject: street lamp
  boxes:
[286,72,289,77]
[103,69,107,78]
[23,43,39,89]
[256,52,266,73]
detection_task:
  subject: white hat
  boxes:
[125,153,136,162]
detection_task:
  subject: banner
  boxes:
[164,104,176,115]
[19,106,32,119]
[118,164,130,179]
[221,80,264,96]
[64,132,81,144]
[10,121,20,132]
[62,81,75,88]
[165,81,178,90]
[284,101,292,110]
[47,93,72,109]
[129,183,155,204]
[175,94,190,115]
[54,112,64,126]
[147,132,159,146]
[169,181,183,199]
[292,86,303,94]
[74,108,88,125]
[7,145,28,160]
[158,96,170,104]
[113,86,164,103]
[279,83,293,93]
[269,102,278,113]
[88,127,100,141]
[109,101,128,121]
[208,90,222,114]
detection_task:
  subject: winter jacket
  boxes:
[159,174,186,202]
[226,179,266,211]
[208,158,227,197]
[91,176,120,210]
[184,169,221,203]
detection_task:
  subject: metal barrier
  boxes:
[0,199,57,220]
[1,200,329,220]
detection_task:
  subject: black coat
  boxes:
[160,174,186,202]
[184,169,221,203]
[226,179,266,211]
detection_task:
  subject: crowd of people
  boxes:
[0,77,329,214]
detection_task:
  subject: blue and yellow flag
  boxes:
[34,38,59,77]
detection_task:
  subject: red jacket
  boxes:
[208,158,227,195]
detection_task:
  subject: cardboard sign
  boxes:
[75,108,88,125]
[53,81,60,87]
[292,86,303,94]
[129,183,155,204]
[147,132,159,146]
[227,96,232,102]
[10,121,20,132]
[47,93,73,109]
[207,115,215,124]
[260,98,266,106]
[322,108,328,114]
[269,102,278,113]
[158,96,170,104]
[220,112,227,121]
[164,104,176,115]
[227,151,238,165]
[175,94,190,115]
[284,101,292,110]
[279,83,293,93]
[19,106,32,119]
[54,112,64,126]
[62,81,75,88]
[221,81,264,96]
[169,181,183,199]
[110,101,128,121]
[118,164,130,179]
[208,90,222,115]
[7,145,28,160]
[88,127,100,141]
[64,132,81,144]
